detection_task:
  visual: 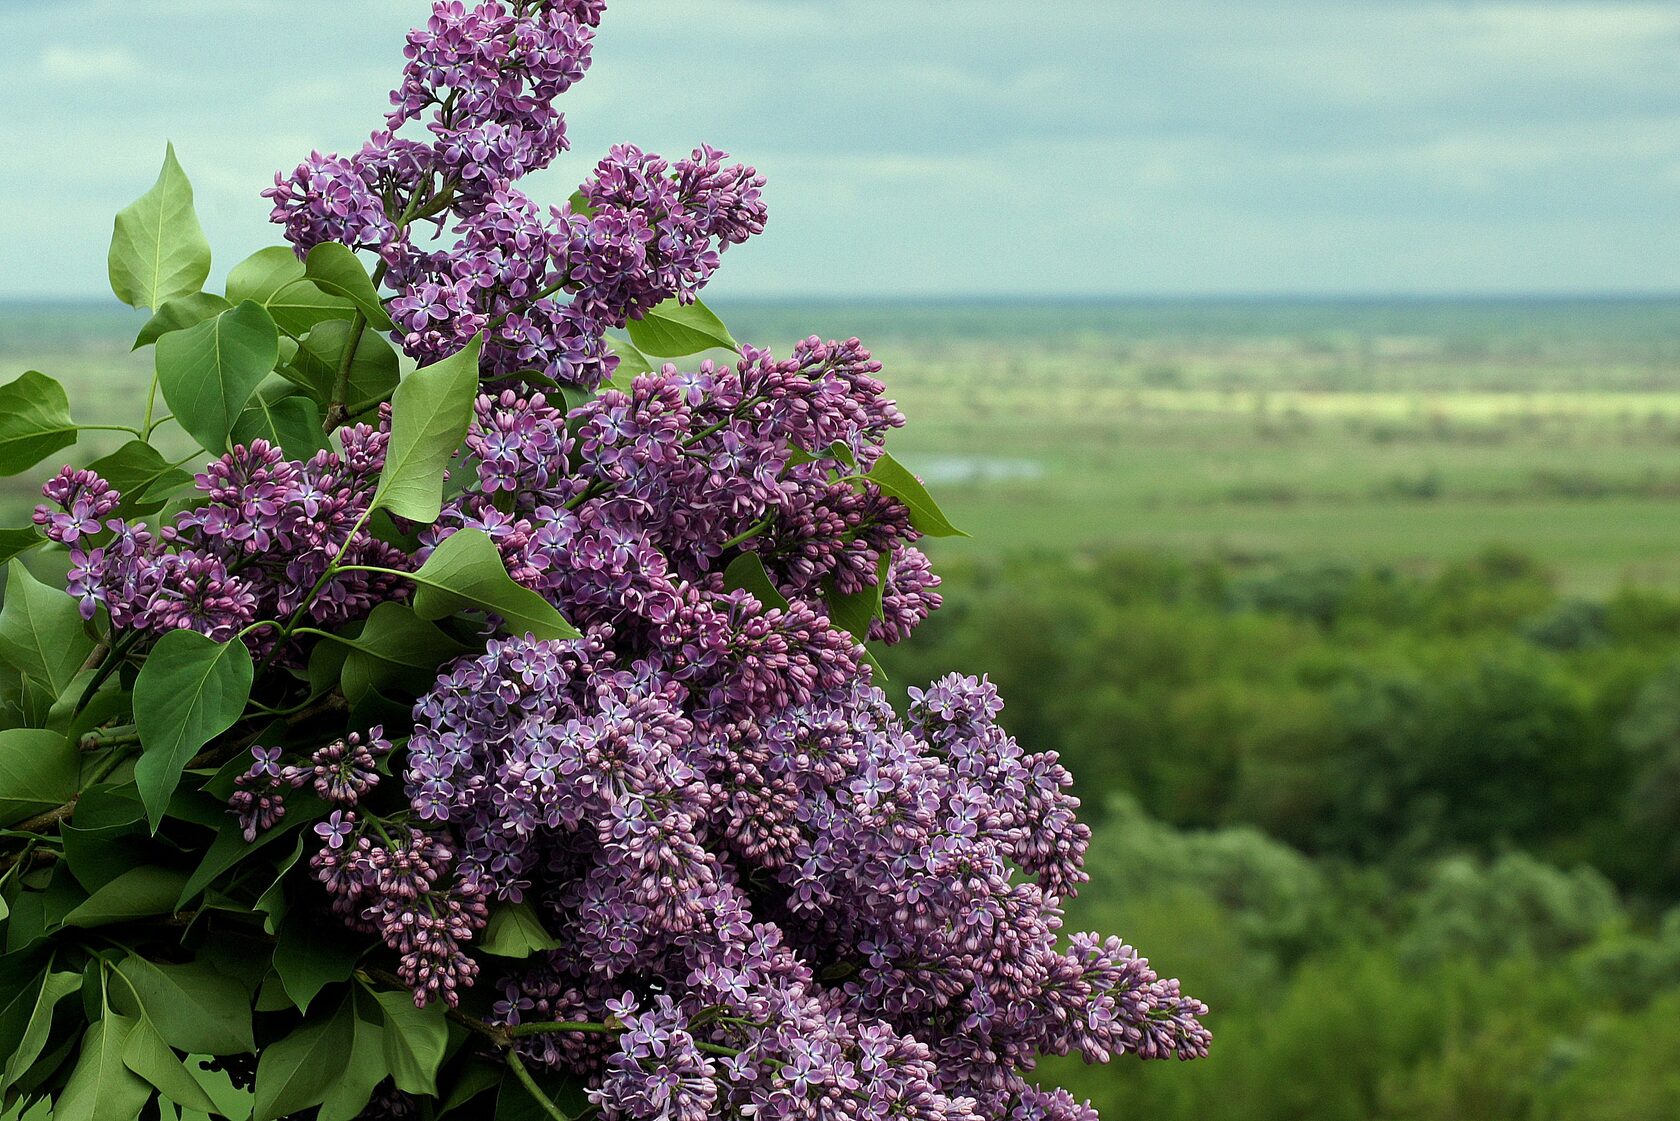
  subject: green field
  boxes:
[4,296,1679,592]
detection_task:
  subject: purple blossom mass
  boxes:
[39,1,1209,1117]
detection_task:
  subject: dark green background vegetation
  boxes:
[7,296,1680,1119]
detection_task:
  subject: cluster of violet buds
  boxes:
[38,430,407,647]
[264,0,766,389]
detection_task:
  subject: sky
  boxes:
[1,0,1677,300]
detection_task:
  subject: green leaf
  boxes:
[625,297,738,357]
[372,335,483,523]
[134,292,232,349]
[0,560,94,702]
[0,970,78,1095]
[606,334,656,378]
[231,393,327,459]
[56,1013,152,1121]
[287,319,399,411]
[0,529,43,567]
[478,900,564,958]
[863,451,966,538]
[0,371,77,476]
[85,441,193,519]
[304,243,396,332]
[254,835,306,935]
[273,908,363,1012]
[60,816,149,892]
[496,1065,589,1121]
[722,553,790,612]
[565,189,597,218]
[113,956,255,1054]
[133,630,254,831]
[62,865,188,927]
[316,997,388,1121]
[827,580,884,642]
[0,730,79,827]
[156,300,281,454]
[121,1015,218,1113]
[108,143,212,312]
[251,997,355,1121]
[370,989,448,1096]
[227,246,355,337]
[438,1057,505,1116]
[318,602,470,705]
[407,529,579,641]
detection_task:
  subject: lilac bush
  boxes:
[0,3,1205,1119]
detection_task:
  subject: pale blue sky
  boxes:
[2,0,1677,298]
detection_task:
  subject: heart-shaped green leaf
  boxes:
[407,529,579,641]
[625,296,738,357]
[155,300,281,454]
[108,143,212,312]
[0,371,77,476]
[133,630,254,830]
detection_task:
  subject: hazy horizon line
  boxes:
[3,291,1678,310]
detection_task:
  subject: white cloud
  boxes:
[38,45,141,81]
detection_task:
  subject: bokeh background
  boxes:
[5,2,1680,1118]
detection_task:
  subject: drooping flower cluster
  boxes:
[41,430,408,644]
[265,0,767,389]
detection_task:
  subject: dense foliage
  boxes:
[883,547,1680,898]
[876,547,1680,1119]
[0,4,1205,1121]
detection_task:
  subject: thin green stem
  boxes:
[142,374,161,440]
[505,1051,572,1121]
[78,424,146,439]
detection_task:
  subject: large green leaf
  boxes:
[226,246,355,337]
[625,297,737,357]
[317,996,388,1121]
[134,292,232,350]
[0,529,43,567]
[479,900,564,958]
[85,441,192,520]
[0,970,78,1095]
[0,560,94,700]
[108,143,212,312]
[304,243,396,332]
[56,1012,152,1121]
[372,335,482,523]
[121,1015,218,1113]
[863,451,966,538]
[606,334,657,378]
[252,997,356,1121]
[0,730,78,827]
[316,602,470,705]
[113,956,255,1054]
[232,392,327,459]
[369,989,448,1096]
[408,529,578,640]
[722,553,791,612]
[155,300,281,454]
[286,319,399,411]
[273,908,364,1013]
[133,630,254,830]
[0,371,77,476]
[156,297,280,457]
[62,865,188,927]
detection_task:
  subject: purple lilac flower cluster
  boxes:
[265,0,767,389]
[216,0,1208,1113]
[37,430,407,645]
[224,347,1201,1120]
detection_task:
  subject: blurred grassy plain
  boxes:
[7,295,1680,1120]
